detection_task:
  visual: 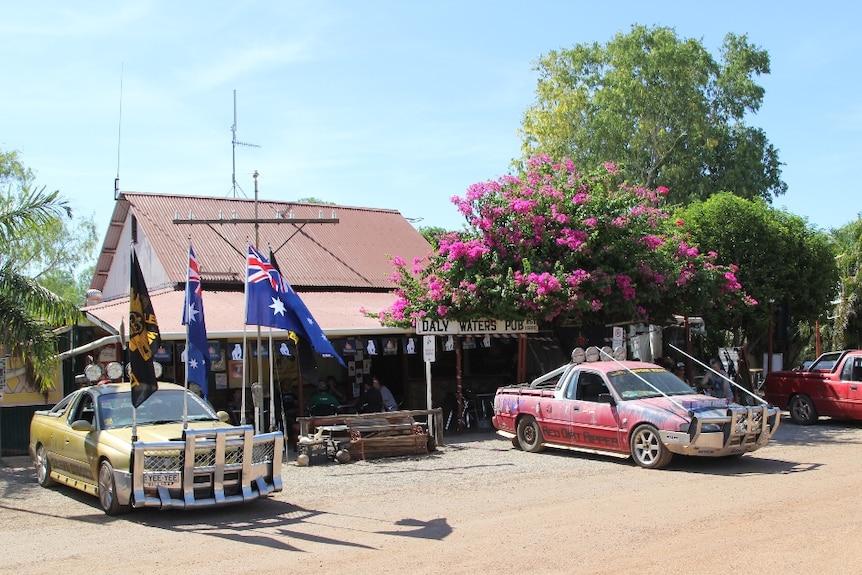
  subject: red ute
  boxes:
[763,350,862,424]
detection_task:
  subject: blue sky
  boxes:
[2,1,860,245]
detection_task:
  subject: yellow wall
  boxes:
[0,354,63,407]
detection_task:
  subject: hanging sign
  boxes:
[416,318,538,335]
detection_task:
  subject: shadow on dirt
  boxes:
[127,498,452,551]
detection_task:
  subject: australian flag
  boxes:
[182,243,210,397]
[246,244,345,367]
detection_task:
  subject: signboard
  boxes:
[612,326,624,350]
[416,318,539,335]
[423,336,436,362]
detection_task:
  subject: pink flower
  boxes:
[640,235,664,250]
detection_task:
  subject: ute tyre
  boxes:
[35,445,55,487]
[789,395,818,425]
[516,417,545,453]
[98,460,131,516]
[630,424,673,469]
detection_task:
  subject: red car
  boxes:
[764,350,862,424]
[493,347,781,469]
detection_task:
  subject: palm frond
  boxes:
[0,185,71,244]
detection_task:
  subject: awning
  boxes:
[82,289,410,340]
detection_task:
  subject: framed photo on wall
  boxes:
[229,360,243,385]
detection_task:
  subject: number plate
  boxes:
[144,472,180,486]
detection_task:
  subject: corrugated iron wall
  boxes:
[1,405,42,456]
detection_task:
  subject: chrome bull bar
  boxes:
[130,425,283,510]
[662,404,781,456]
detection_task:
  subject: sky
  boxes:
[2,1,860,246]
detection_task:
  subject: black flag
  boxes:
[129,250,162,407]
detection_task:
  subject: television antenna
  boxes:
[230,89,260,198]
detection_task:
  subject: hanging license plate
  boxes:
[144,472,180,486]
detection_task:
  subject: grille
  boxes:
[143,450,182,472]
[253,442,275,464]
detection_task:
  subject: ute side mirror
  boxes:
[71,419,94,432]
[597,393,615,406]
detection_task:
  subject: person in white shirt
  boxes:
[373,377,399,411]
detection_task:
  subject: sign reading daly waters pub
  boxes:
[416,318,539,335]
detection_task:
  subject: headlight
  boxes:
[700,423,722,433]
[678,422,691,432]
[84,363,103,383]
[105,361,124,381]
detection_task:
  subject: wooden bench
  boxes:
[346,414,429,461]
[297,408,444,450]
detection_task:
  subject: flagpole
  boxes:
[183,237,191,430]
[269,327,276,432]
[130,241,138,443]
[241,241,250,426]
[267,243,277,433]
[253,173,263,434]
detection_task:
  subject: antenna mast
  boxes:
[115,63,124,201]
[230,89,260,198]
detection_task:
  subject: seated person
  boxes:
[306,381,340,416]
[325,375,347,404]
[357,379,383,413]
[373,377,399,411]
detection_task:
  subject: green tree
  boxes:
[829,217,862,349]
[295,197,336,204]
[1,150,98,305]
[13,214,98,305]
[1,187,82,389]
[376,157,753,329]
[520,25,786,206]
[677,193,837,365]
[417,225,449,250]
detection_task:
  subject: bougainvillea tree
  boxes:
[376,155,754,329]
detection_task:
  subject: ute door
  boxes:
[839,355,862,418]
[57,392,99,484]
[567,370,624,453]
[536,367,579,446]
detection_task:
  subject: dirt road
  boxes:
[2,417,861,575]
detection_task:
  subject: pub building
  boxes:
[65,191,566,445]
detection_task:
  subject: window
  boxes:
[576,372,609,402]
[71,393,96,425]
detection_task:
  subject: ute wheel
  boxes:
[98,460,131,516]
[789,395,818,425]
[516,416,545,453]
[630,424,673,469]
[35,445,55,487]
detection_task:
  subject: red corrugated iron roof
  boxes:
[91,192,434,293]
[83,288,407,339]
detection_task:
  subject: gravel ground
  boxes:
[4,420,862,575]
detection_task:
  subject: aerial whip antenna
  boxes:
[230,89,260,198]
[115,62,124,201]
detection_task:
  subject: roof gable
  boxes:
[91,193,433,298]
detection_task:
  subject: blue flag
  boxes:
[246,244,345,367]
[182,243,209,397]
